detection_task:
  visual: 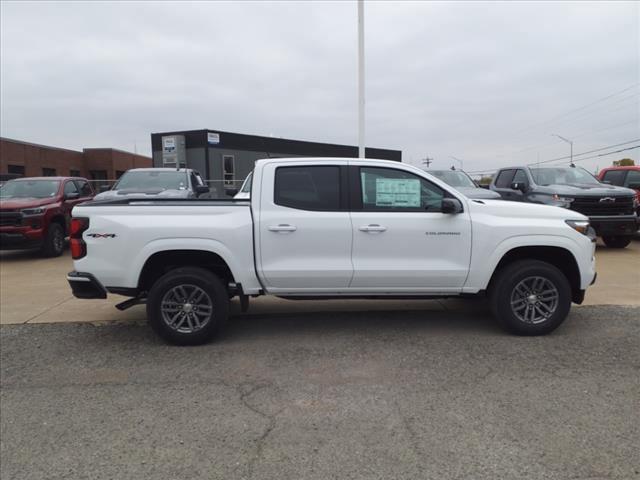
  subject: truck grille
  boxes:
[570,196,635,217]
[0,211,22,226]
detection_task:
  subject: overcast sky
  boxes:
[1,1,638,174]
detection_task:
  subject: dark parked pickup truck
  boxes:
[0,177,94,256]
[491,166,639,248]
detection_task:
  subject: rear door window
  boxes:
[74,180,93,196]
[495,169,516,188]
[274,166,340,211]
[624,170,640,187]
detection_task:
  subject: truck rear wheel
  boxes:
[41,223,65,257]
[146,267,229,345]
[490,260,571,336]
[602,236,632,249]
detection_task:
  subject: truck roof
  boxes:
[124,168,195,173]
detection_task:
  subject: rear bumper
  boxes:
[589,215,639,236]
[67,271,107,299]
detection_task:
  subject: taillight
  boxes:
[70,217,89,259]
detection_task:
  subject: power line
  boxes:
[525,138,640,166]
[543,145,640,165]
[466,138,640,174]
[507,83,639,138]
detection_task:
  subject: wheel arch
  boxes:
[137,249,236,293]
[486,245,583,304]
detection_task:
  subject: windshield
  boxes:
[429,170,476,188]
[240,172,253,193]
[114,171,189,191]
[0,180,60,199]
[529,167,600,186]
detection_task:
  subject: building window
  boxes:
[8,165,25,176]
[89,170,107,180]
[70,169,81,177]
[223,155,235,186]
[42,167,57,176]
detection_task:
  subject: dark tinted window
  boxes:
[625,170,640,187]
[64,181,79,195]
[495,169,515,188]
[74,180,93,196]
[275,166,340,210]
[69,169,81,177]
[359,167,445,212]
[42,167,56,176]
[8,165,25,175]
[513,169,528,184]
[602,170,627,186]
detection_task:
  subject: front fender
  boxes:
[463,234,592,292]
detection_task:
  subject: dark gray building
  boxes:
[150,129,401,191]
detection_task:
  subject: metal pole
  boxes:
[358,0,365,158]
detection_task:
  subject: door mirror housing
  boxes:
[194,185,210,195]
[510,182,527,192]
[64,192,80,200]
[441,197,463,214]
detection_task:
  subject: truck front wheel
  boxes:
[41,223,65,257]
[147,267,229,345]
[490,260,571,336]
[602,236,632,249]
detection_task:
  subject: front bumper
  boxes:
[0,223,46,249]
[67,271,107,299]
[589,215,639,236]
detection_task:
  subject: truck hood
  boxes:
[94,189,191,200]
[455,187,502,200]
[470,198,588,221]
[535,183,635,197]
[0,197,59,210]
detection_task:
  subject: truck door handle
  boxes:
[268,224,297,232]
[359,224,387,233]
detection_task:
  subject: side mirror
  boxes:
[627,182,640,190]
[65,192,80,200]
[510,182,527,192]
[195,185,210,195]
[225,188,239,197]
[441,198,463,214]
[98,184,111,193]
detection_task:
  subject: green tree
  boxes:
[612,158,635,166]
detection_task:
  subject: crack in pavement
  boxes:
[237,382,284,479]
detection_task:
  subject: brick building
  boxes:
[0,137,151,181]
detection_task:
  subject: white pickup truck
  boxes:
[67,158,597,345]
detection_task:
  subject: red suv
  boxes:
[598,166,640,216]
[0,177,94,256]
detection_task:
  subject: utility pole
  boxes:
[421,156,433,168]
[552,133,574,166]
[357,0,365,158]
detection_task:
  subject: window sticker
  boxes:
[375,178,420,207]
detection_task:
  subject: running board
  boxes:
[115,296,146,311]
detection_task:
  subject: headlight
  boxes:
[565,219,590,235]
[550,194,574,208]
[21,207,45,216]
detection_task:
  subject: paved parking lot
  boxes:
[1,240,639,479]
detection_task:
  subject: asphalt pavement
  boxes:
[1,305,639,480]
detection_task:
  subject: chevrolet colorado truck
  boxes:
[1,176,94,256]
[67,158,597,345]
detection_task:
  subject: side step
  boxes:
[115,296,146,311]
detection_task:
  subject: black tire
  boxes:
[146,267,229,346]
[602,236,632,249]
[41,223,65,257]
[490,260,572,336]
